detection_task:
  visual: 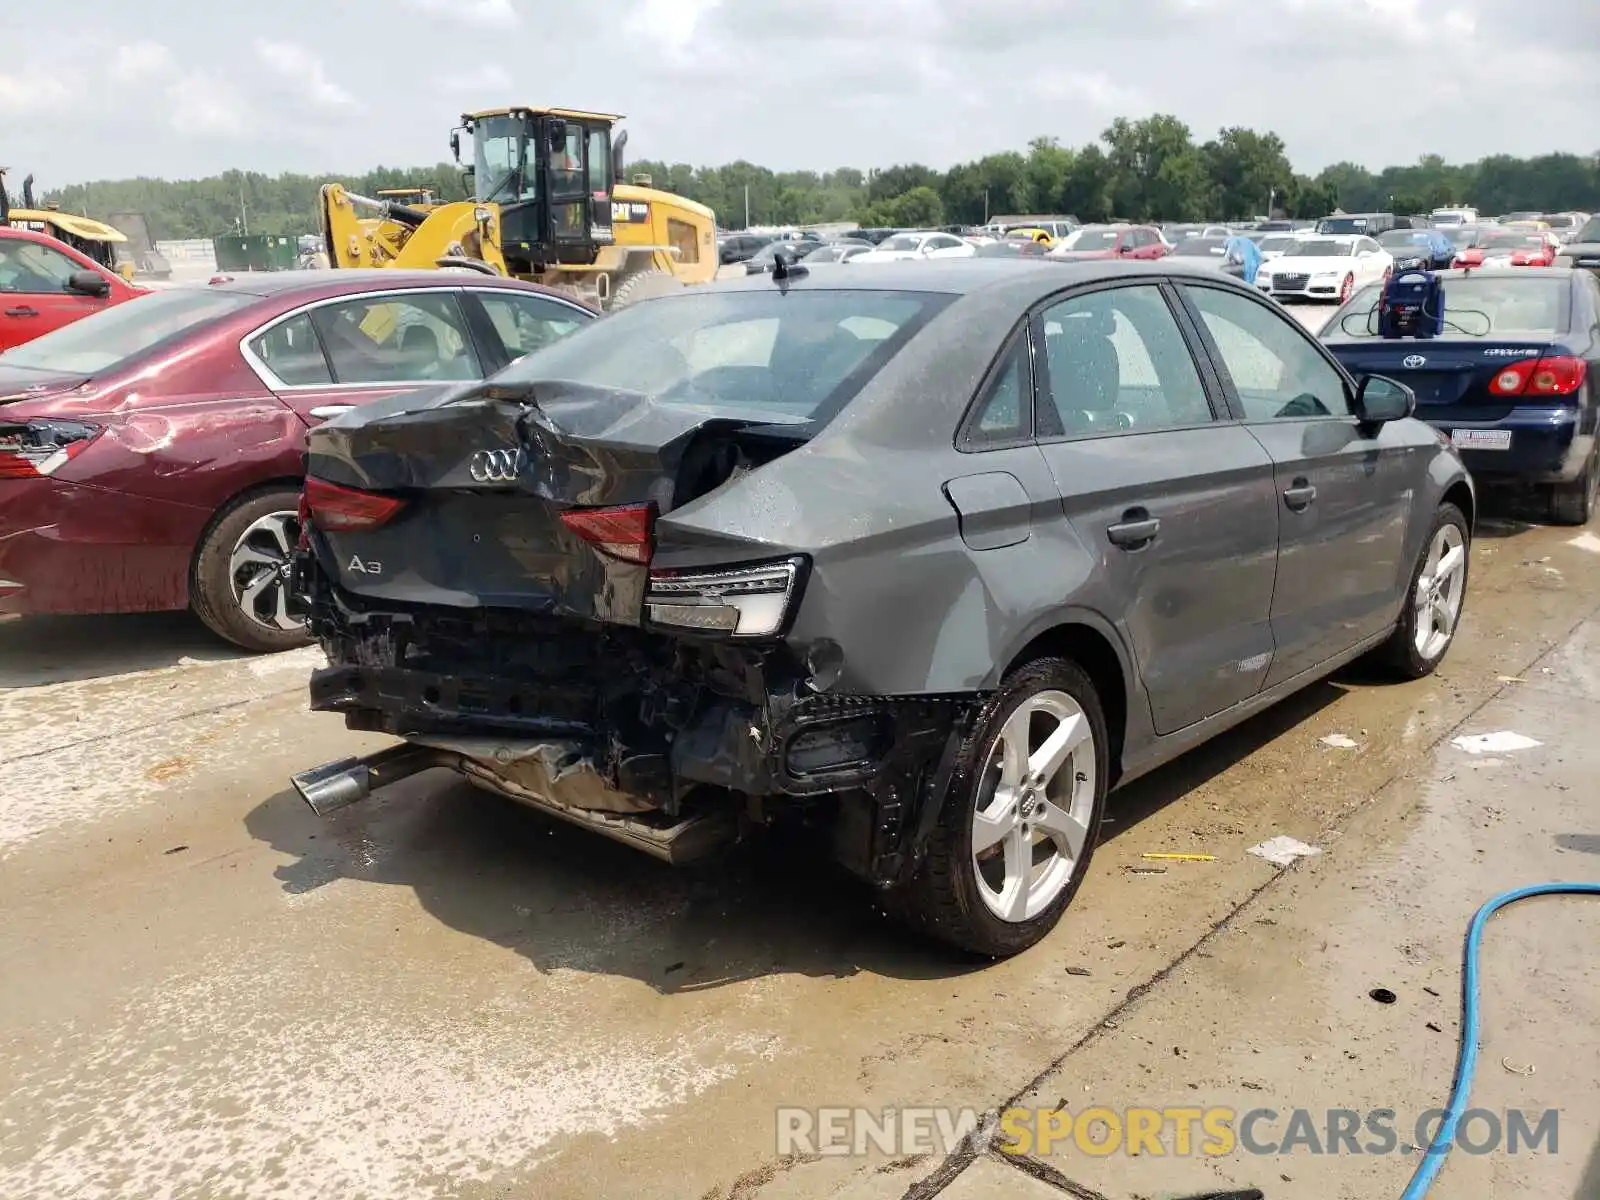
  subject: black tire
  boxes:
[606,268,683,311]
[191,487,312,654]
[885,657,1109,958]
[1373,502,1470,680]
[1547,450,1597,526]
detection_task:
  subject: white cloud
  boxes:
[255,40,356,110]
[163,72,250,136]
[0,69,72,115]
[403,0,519,26]
[111,40,174,82]
[437,65,513,94]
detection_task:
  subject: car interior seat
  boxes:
[1044,318,1122,434]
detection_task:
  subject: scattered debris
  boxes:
[163,845,188,855]
[1369,988,1398,1004]
[1247,836,1323,867]
[1451,731,1542,755]
[1240,1081,1265,1090]
[1426,1022,1443,1033]
[1501,1057,1536,1077]
[1319,733,1358,749]
[1141,852,1217,862]
[1423,986,1441,997]
[1106,940,1127,949]
[1496,675,1526,684]
[1128,866,1168,875]
[1568,531,1600,554]
[1065,966,1092,977]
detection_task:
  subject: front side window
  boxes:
[0,239,84,293]
[309,292,481,384]
[1183,285,1351,419]
[1037,284,1214,436]
[587,129,611,196]
[476,292,588,361]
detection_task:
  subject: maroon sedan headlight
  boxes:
[0,419,104,479]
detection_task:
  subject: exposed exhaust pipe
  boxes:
[291,743,459,816]
[291,740,737,863]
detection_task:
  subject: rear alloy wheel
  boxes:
[1549,449,1598,526]
[1375,502,1469,679]
[887,657,1107,957]
[191,487,312,653]
[1338,273,1355,303]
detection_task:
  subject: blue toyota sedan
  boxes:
[1321,268,1600,523]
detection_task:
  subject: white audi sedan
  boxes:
[1256,235,1394,303]
[851,231,977,263]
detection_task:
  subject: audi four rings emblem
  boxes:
[1403,355,1427,368]
[469,448,523,482]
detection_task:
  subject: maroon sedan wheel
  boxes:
[191,487,313,654]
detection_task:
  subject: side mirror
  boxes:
[449,130,461,162]
[1355,374,1414,425]
[67,269,112,298]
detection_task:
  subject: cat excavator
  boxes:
[319,107,717,309]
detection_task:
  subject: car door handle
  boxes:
[308,405,354,419]
[1106,509,1160,549]
[4,306,39,317]
[1283,479,1317,511]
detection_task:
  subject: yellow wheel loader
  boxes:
[319,107,717,310]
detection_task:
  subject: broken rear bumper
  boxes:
[300,587,981,886]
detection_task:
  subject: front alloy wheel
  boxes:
[1413,521,1467,660]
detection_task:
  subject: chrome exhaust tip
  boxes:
[291,744,460,817]
[291,757,373,816]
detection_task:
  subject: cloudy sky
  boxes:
[2,0,1594,188]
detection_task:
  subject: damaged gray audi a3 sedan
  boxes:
[289,259,1474,957]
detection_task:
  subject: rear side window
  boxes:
[496,288,954,428]
[1037,284,1214,435]
[965,335,1032,445]
[249,313,331,385]
[308,292,481,384]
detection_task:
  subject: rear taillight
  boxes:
[1527,355,1586,395]
[559,503,654,564]
[0,419,103,479]
[1488,356,1586,397]
[303,477,407,531]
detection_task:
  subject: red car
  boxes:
[1452,230,1560,269]
[0,270,596,650]
[1047,224,1170,261]
[0,227,146,350]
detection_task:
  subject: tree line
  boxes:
[34,115,1600,241]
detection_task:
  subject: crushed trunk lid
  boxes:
[304,379,805,622]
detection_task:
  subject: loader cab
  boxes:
[457,106,619,274]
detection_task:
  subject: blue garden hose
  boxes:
[1400,882,1600,1199]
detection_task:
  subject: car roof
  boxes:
[177,269,579,302]
[698,258,1258,303]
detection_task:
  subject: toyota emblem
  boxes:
[1402,354,1427,369]
[469,448,524,482]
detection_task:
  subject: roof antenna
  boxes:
[770,256,807,291]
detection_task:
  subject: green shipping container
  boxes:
[212,234,299,272]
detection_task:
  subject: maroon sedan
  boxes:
[0,269,595,651]
[1047,224,1170,261]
